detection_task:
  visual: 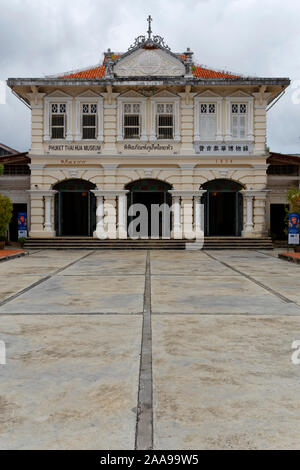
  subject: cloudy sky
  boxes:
[0,0,299,153]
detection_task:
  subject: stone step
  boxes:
[24,236,273,250]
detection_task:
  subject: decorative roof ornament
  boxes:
[104,48,114,78]
[128,16,171,51]
[147,14,152,40]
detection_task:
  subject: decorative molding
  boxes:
[119,90,144,98]
[27,92,46,109]
[114,48,185,77]
[91,190,129,197]
[169,190,207,197]
[27,190,57,197]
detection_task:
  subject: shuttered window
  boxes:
[200,103,216,139]
[157,104,173,139]
[51,103,66,139]
[82,103,97,140]
[123,103,140,139]
[232,104,246,139]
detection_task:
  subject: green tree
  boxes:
[0,163,3,175]
[287,187,300,213]
[0,194,13,240]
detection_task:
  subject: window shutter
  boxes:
[200,114,216,139]
[232,115,238,139]
[239,115,246,138]
[207,114,216,139]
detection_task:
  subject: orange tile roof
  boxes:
[58,61,239,79]
[193,65,239,79]
[59,65,105,79]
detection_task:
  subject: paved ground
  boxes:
[0,249,300,449]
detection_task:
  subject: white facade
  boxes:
[7,22,290,240]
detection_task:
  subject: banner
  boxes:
[288,212,300,245]
[17,212,27,238]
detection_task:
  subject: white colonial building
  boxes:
[7,18,290,242]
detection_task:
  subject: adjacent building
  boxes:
[0,143,30,241]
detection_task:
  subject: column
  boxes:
[169,191,182,239]
[245,196,254,232]
[169,190,206,240]
[104,196,117,239]
[173,195,182,239]
[118,191,129,239]
[92,190,128,239]
[95,195,105,238]
[241,190,269,237]
[241,190,254,236]
[193,190,206,237]
[44,196,52,232]
[27,190,57,238]
[253,191,269,237]
[194,196,202,236]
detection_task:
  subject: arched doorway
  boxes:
[54,179,96,236]
[125,179,172,238]
[201,179,244,236]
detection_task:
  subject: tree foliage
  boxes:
[0,163,3,176]
[287,187,300,213]
[0,194,13,237]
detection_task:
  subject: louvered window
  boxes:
[82,103,97,139]
[232,104,247,139]
[123,103,140,139]
[157,104,173,139]
[51,103,66,139]
[200,103,216,139]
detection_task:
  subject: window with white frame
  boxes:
[82,103,97,140]
[123,103,140,139]
[51,103,66,139]
[156,103,173,139]
[232,103,247,139]
[200,103,216,140]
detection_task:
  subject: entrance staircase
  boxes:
[24,236,273,250]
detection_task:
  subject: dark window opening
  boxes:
[124,114,140,139]
[157,115,173,139]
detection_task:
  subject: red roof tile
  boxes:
[59,65,105,79]
[193,66,239,79]
[58,61,239,80]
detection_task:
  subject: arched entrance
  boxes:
[54,179,96,236]
[201,179,244,236]
[126,179,172,238]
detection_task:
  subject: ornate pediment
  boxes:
[114,48,185,77]
[45,90,72,98]
[119,90,144,98]
[196,90,222,98]
[152,90,178,98]
[76,90,101,98]
[229,90,252,98]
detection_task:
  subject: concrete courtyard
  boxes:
[0,249,300,449]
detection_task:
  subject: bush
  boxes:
[0,163,3,176]
[18,237,26,247]
[0,194,13,238]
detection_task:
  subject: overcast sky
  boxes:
[0,0,299,153]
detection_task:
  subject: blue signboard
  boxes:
[288,212,300,245]
[17,212,27,238]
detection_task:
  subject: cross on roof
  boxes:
[147,15,152,40]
